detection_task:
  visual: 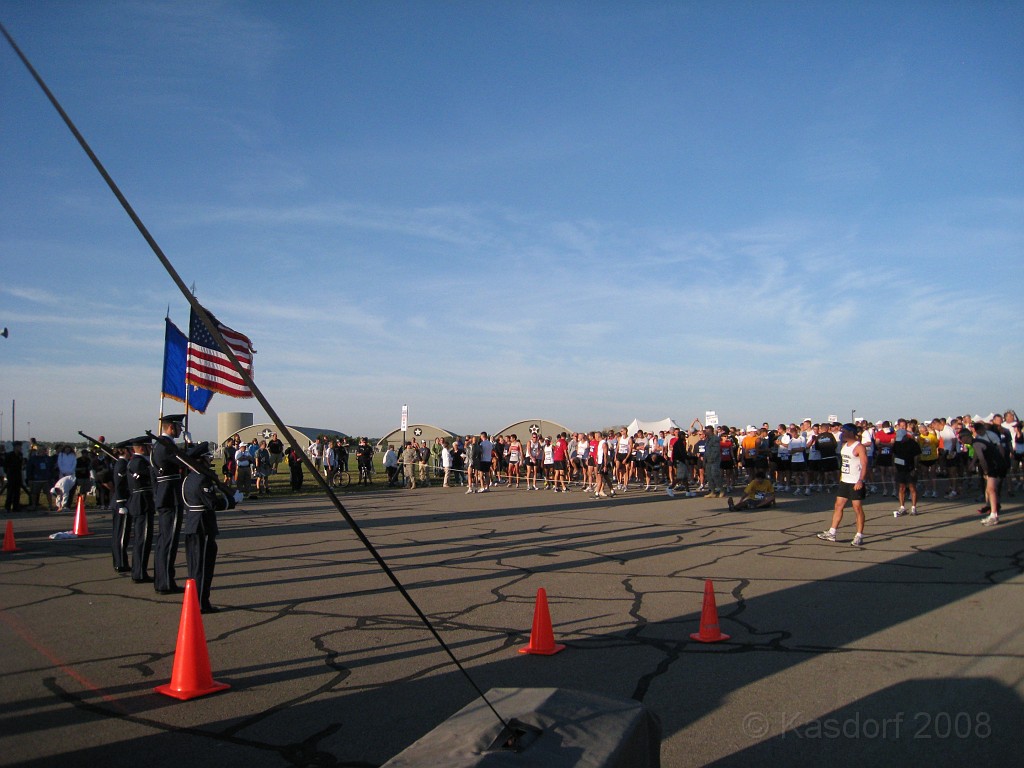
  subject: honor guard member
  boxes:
[124,435,155,582]
[181,443,243,614]
[110,443,132,573]
[153,414,187,595]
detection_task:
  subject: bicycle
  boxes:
[357,462,374,485]
[330,469,351,488]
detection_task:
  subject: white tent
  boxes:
[625,417,679,435]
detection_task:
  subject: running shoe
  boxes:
[894,506,906,518]
[981,514,999,526]
[910,505,918,515]
[816,530,836,542]
[851,533,864,547]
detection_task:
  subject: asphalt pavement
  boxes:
[1,479,1021,767]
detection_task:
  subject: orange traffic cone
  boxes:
[518,587,566,655]
[2,520,21,553]
[690,579,730,643]
[154,579,231,700]
[72,496,93,537]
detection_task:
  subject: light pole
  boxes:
[851,409,856,423]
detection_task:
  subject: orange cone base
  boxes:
[154,679,230,701]
[689,629,730,643]
[519,642,566,656]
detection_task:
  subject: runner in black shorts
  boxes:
[892,428,921,516]
[818,424,869,546]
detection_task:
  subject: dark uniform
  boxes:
[356,440,374,484]
[152,428,186,594]
[181,443,237,613]
[3,443,25,512]
[110,452,131,573]
[287,448,304,491]
[126,442,155,582]
[93,452,113,509]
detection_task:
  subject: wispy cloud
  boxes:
[1,286,64,306]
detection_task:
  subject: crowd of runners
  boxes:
[378,410,1022,501]
[374,409,1020,549]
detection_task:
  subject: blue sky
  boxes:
[1,1,1021,444]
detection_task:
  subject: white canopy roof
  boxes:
[625,417,679,435]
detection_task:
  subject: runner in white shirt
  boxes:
[615,428,632,490]
[788,426,809,494]
[594,431,616,498]
[507,435,523,489]
[818,423,869,547]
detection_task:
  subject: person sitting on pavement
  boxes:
[728,471,776,510]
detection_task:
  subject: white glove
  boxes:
[118,506,128,516]
[233,491,245,504]
[181,431,193,444]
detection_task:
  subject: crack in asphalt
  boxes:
[6,494,1020,766]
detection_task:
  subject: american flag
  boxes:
[186,307,256,398]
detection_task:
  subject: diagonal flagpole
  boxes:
[1,21,511,732]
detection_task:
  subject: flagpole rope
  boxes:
[0,22,510,732]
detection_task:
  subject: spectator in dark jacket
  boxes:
[70,449,93,509]
[26,445,56,511]
[4,442,26,512]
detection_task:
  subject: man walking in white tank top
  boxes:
[818,423,870,546]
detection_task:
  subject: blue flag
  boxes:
[162,318,215,413]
